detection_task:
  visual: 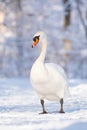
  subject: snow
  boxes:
[0,78,87,130]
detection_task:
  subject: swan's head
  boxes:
[32,31,46,48]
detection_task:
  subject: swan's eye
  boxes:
[33,35,40,42]
[32,35,40,48]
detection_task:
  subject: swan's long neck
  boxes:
[37,38,47,63]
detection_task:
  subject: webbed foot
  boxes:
[39,111,48,114]
[59,110,65,113]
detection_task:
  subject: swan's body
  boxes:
[30,31,68,113]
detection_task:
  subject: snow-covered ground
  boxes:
[0,78,87,130]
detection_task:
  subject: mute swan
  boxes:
[30,31,68,114]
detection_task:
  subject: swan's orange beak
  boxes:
[32,38,39,48]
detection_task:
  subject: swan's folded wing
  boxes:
[45,63,70,97]
[45,63,67,80]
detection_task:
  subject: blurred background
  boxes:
[0,0,87,79]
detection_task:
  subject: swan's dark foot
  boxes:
[59,98,65,114]
[40,99,47,114]
[39,111,48,114]
[59,110,65,113]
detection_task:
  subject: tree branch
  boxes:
[76,0,87,40]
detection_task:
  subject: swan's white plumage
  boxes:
[30,31,68,101]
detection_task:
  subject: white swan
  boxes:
[30,31,68,114]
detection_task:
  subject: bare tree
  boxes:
[62,0,72,74]
[76,0,87,41]
[62,0,72,51]
[63,0,71,29]
[15,0,23,75]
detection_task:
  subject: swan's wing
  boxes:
[45,63,67,80]
[45,63,70,97]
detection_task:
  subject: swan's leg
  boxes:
[40,99,47,114]
[59,98,65,113]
